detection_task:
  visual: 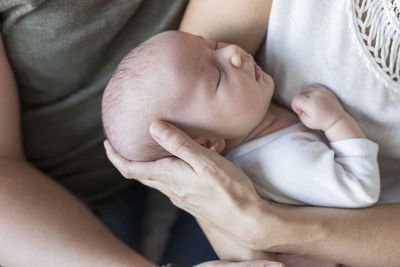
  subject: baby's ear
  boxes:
[193,136,226,153]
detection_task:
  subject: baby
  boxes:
[102,30,380,264]
[102,30,380,209]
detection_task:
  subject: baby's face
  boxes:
[152,31,274,140]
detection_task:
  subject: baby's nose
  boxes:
[219,45,242,68]
[224,44,242,67]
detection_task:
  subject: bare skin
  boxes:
[104,81,370,265]
[180,0,273,55]
[195,84,367,264]
[171,2,400,265]
[105,119,399,266]
[0,1,280,266]
[0,33,155,267]
[5,0,397,265]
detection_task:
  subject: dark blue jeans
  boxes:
[100,186,217,267]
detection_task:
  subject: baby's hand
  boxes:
[291,84,347,132]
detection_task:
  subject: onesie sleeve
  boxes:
[327,138,380,206]
[249,134,380,208]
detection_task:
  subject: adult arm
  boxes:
[0,34,154,267]
[264,201,400,267]
[180,1,273,258]
[106,120,400,267]
[197,219,276,261]
[179,0,272,55]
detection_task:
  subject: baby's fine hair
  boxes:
[102,37,171,161]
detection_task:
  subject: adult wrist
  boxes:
[237,198,285,251]
[258,204,329,255]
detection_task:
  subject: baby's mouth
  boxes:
[254,62,262,81]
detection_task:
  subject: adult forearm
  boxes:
[0,159,154,267]
[256,202,400,266]
[180,0,272,54]
[197,219,276,261]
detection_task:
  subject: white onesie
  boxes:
[257,0,400,204]
[225,123,379,208]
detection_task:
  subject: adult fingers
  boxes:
[149,120,216,169]
[194,260,284,267]
[104,140,164,180]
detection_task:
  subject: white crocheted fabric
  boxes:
[349,0,400,90]
[262,0,400,204]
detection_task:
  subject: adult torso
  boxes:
[0,0,187,211]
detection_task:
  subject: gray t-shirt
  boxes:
[0,0,187,212]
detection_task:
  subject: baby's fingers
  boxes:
[291,94,310,117]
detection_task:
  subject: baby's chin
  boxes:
[262,79,275,102]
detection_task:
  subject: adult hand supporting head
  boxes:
[104,120,275,250]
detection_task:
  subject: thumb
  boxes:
[149,120,212,169]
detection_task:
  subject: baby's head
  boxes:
[102,31,274,161]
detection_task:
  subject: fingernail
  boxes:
[150,121,169,140]
[266,263,284,267]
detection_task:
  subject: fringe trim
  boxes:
[349,0,400,91]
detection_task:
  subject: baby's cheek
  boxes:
[244,100,268,128]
